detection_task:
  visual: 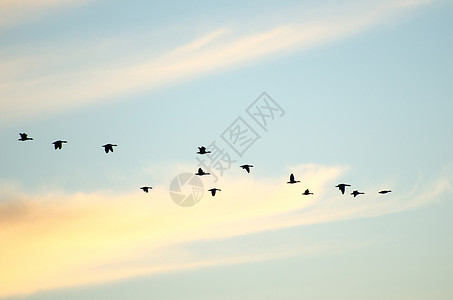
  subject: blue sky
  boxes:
[1,0,453,299]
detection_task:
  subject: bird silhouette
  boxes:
[140,186,153,193]
[197,146,211,154]
[335,183,351,194]
[18,133,33,141]
[52,140,67,150]
[195,168,210,176]
[379,190,392,194]
[351,190,365,197]
[302,189,313,195]
[240,164,253,173]
[208,188,221,196]
[102,144,117,153]
[287,173,300,184]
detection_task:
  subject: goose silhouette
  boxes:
[208,188,221,196]
[102,144,117,153]
[302,189,313,195]
[351,190,365,197]
[195,168,210,176]
[52,140,67,150]
[240,164,253,173]
[335,183,351,194]
[140,186,153,193]
[287,173,300,184]
[379,190,392,194]
[197,146,211,154]
[18,133,33,141]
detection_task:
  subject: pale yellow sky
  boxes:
[0,163,448,297]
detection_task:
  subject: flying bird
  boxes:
[195,168,210,176]
[208,188,221,196]
[52,140,67,150]
[102,144,117,153]
[379,190,392,194]
[197,146,211,154]
[302,189,313,195]
[140,186,153,193]
[351,190,365,197]
[240,164,253,173]
[335,183,351,194]
[287,173,300,184]
[18,133,33,141]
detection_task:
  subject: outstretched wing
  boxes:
[241,165,250,173]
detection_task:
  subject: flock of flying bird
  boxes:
[195,145,392,197]
[18,133,392,198]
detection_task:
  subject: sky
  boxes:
[1,0,453,299]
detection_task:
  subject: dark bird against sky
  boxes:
[140,186,152,193]
[240,164,253,173]
[197,146,211,154]
[18,133,33,141]
[102,144,117,153]
[302,189,313,195]
[379,190,392,194]
[52,140,67,150]
[208,188,221,196]
[351,190,365,197]
[195,168,210,176]
[335,183,351,194]
[287,173,300,184]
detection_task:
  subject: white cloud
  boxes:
[0,163,449,298]
[0,0,433,126]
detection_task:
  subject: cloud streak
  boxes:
[0,163,450,298]
[0,0,91,30]
[0,0,432,126]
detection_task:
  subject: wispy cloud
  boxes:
[0,163,450,298]
[0,0,432,126]
[0,0,91,30]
